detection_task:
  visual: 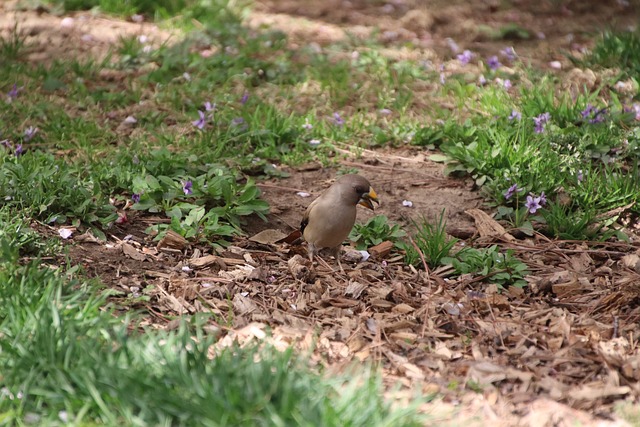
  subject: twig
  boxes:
[408,235,434,340]
[256,183,313,194]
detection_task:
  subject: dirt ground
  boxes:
[4,0,640,425]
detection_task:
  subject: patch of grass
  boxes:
[0,23,26,62]
[0,240,425,426]
[48,0,194,18]
[401,210,458,268]
[584,29,640,77]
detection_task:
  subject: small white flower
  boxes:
[60,17,74,28]
[137,35,149,44]
[302,119,313,130]
[58,411,69,423]
[142,45,153,54]
[296,192,311,198]
[183,72,191,81]
[131,14,144,23]
[402,200,413,207]
[202,282,212,288]
[58,229,73,239]
[181,266,192,272]
[549,61,562,70]
[123,115,137,124]
[309,139,321,146]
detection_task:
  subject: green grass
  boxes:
[0,232,425,426]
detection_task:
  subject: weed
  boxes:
[349,215,406,250]
[584,29,640,77]
[401,210,458,268]
[444,245,529,289]
[132,165,268,244]
[0,23,26,62]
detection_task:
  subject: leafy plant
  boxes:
[444,245,529,289]
[349,215,406,250]
[401,210,458,268]
[0,207,61,257]
[132,165,269,243]
[0,152,117,237]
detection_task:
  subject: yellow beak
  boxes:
[358,188,379,210]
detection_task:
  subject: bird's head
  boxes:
[337,174,380,210]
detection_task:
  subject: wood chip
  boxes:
[122,242,146,261]
[465,208,515,242]
[369,240,394,259]
[156,229,188,250]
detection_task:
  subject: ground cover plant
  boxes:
[2,0,640,425]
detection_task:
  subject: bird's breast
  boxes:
[303,201,357,249]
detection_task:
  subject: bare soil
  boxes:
[4,0,640,425]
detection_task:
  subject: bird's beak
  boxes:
[358,188,379,210]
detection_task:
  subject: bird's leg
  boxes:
[308,242,334,271]
[307,242,317,265]
[330,246,345,274]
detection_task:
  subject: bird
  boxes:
[300,174,379,271]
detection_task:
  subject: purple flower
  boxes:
[204,101,215,112]
[231,117,247,130]
[577,170,584,182]
[525,194,542,214]
[580,104,606,124]
[302,119,313,130]
[501,79,512,89]
[533,112,551,133]
[7,84,21,101]
[457,50,474,65]
[182,181,193,195]
[0,139,10,148]
[192,110,206,129]
[478,75,487,86]
[508,110,521,121]
[379,108,392,116]
[581,104,595,119]
[332,112,345,126]
[24,126,38,142]
[240,92,249,105]
[500,46,517,62]
[503,183,520,200]
[539,191,547,206]
[132,193,141,203]
[14,144,23,157]
[486,56,501,70]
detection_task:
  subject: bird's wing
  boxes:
[300,197,320,234]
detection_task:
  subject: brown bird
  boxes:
[300,174,379,271]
